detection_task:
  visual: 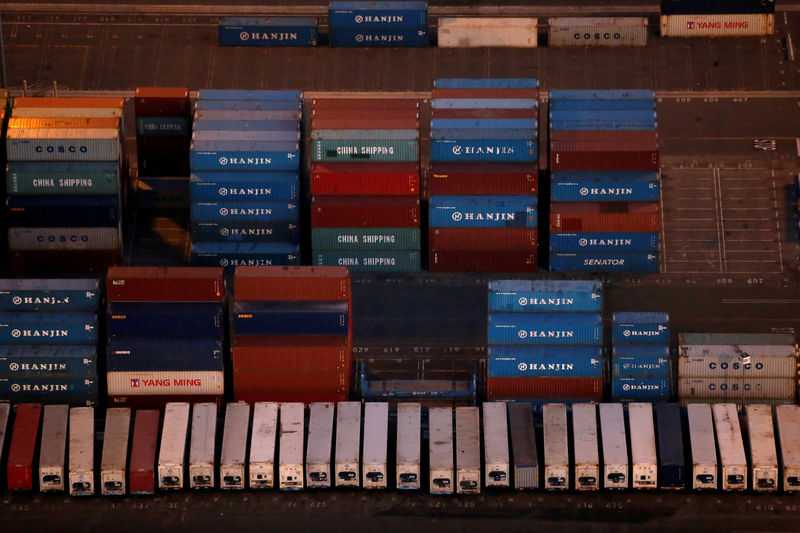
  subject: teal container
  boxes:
[312,228,420,250]
[313,250,421,272]
[6,162,120,195]
[312,139,419,162]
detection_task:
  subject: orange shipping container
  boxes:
[8,117,120,129]
[13,97,124,109]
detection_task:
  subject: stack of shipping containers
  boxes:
[611,312,671,402]
[548,89,660,273]
[105,267,225,408]
[310,97,422,272]
[486,280,603,404]
[660,0,775,38]
[328,2,429,47]
[677,332,797,407]
[231,266,352,402]
[428,78,539,272]
[6,97,125,272]
[189,90,302,268]
[0,279,100,405]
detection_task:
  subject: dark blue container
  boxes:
[6,195,120,227]
[431,129,536,140]
[613,312,670,324]
[0,278,100,311]
[197,90,302,101]
[550,175,660,202]
[488,345,603,378]
[191,141,300,152]
[193,130,300,142]
[431,139,537,162]
[192,120,300,131]
[550,119,657,131]
[613,313,670,344]
[434,78,539,89]
[233,300,349,336]
[431,119,538,130]
[0,345,97,377]
[106,302,223,338]
[611,376,671,401]
[0,312,98,344]
[219,17,318,47]
[194,100,302,111]
[136,117,190,137]
[432,98,538,109]
[549,232,660,252]
[190,220,300,243]
[488,280,602,293]
[190,173,299,202]
[549,89,656,100]
[429,195,536,228]
[488,288,602,313]
[329,1,428,28]
[549,110,657,121]
[190,242,300,268]
[190,201,299,222]
[549,99,655,111]
[106,337,224,372]
[328,28,428,47]
[0,377,98,402]
[189,147,300,171]
[487,312,603,345]
[655,403,685,490]
[612,346,671,377]
[549,252,659,273]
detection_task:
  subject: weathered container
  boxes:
[428,163,538,195]
[429,406,454,495]
[482,402,510,488]
[655,403,684,490]
[100,408,130,496]
[572,403,600,490]
[430,228,536,251]
[550,201,661,232]
[8,226,121,252]
[194,110,301,121]
[39,404,69,492]
[487,377,603,399]
[10,107,123,118]
[489,346,603,378]
[431,139,537,162]
[542,403,569,490]
[686,403,718,490]
[129,409,159,495]
[312,196,419,228]
[188,403,217,490]
[190,242,300,269]
[107,371,225,396]
[312,139,419,163]
[0,311,98,345]
[628,403,657,489]
[612,376,671,401]
[660,14,775,37]
[550,119,656,131]
[106,266,223,302]
[0,377,97,404]
[487,312,603,346]
[232,300,348,336]
[548,17,647,47]
[278,402,305,490]
[432,89,539,99]
[107,338,223,372]
[311,117,420,130]
[775,405,800,492]
[712,403,748,491]
[220,402,250,490]
[191,221,299,243]
[396,402,421,490]
[550,172,660,202]
[249,402,278,489]
[435,78,538,89]
[328,28,429,47]
[234,266,350,302]
[6,161,120,195]
[660,0,775,14]
[193,130,300,143]
[328,1,428,28]
[677,345,797,378]
[190,201,299,222]
[311,97,420,110]
[454,406,481,494]
[311,162,419,196]
[432,128,537,140]
[429,195,536,228]
[312,107,418,119]
[432,98,538,110]
[335,401,361,487]
[678,377,795,401]
[106,302,223,338]
[136,117,190,137]
[68,406,94,496]
[679,333,795,346]
[158,402,190,490]
[430,249,537,272]
[305,402,334,488]
[507,403,538,489]
[313,228,420,251]
[599,403,628,489]
[0,278,100,312]
[219,17,319,46]
[312,129,418,141]
[7,129,120,162]
[7,403,42,490]
[488,281,602,313]
[189,148,300,172]
[746,404,778,491]
[7,194,120,227]
[550,232,659,253]
[363,402,390,489]
[431,108,538,119]
[551,144,660,171]
[195,100,302,111]
[612,346,671,378]
[438,17,537,47]
[134,86,190,116]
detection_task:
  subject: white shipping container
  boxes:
[571,403,599,491]
[543,403,569,490]
[220,402,250,490]
[305,402,334,488]
[189,403,217,490]
[363,402,389,489]
[7,128,121,162]
[712,403,747,491]
[100,408,131,496]
[107,371,224,396]
[438,18,538,48]
[746,404,778,492]
[9,227,121,252]
[429,406,454,495]
[660,14,774,38]
[335,401,361,487]
[482,402,510,488]
[776,405,800,492]
[599,403,628,489]
[687,403,718,489]
[678,377,795,401]
[396,403,421,490]
[628,403,657,490]
[248,402,278,489]
[69,406,94,496]
[278,402,304,491]
[158,402,190,491]
[678,345,797,378]
[455,406,481,494]
[39,404,69,492]
[547,17,647,47]
[10,107,124,119]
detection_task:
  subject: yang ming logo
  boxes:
[451,212,463,222]
[219,156,228,166]
[131,378,140,387]
[518,297,528,306]
[240,32,249,41]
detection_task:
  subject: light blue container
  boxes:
[549,89,656,100]
[612,346,671,377]
[192,120,300,131]
[189,148,300,171]
[429,195,536,228]
[136,117,190,137]
[549,252,659,272]
[432,98,538,109]
[189,172,298,202]
[190,201,299,222]
[430,139,537,162]
[197,90,302,101]
[194,100,302,111]
[328,28,429,47]
[0,377,98,403]
[434,79,539,89]
[488,346,603,377]
[431,128,536,140]
[190,242,300,268]
[488,289,602,313]
[328,1,428,28]
[431,118,538,130]
[549,99,656,111]
[487,312,603,345]
[550,232,659,252]
[0,312,98,344]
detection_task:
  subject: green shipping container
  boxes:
[313,250,421,272]
[312,228,421,250]
[6,162,120,195]
[312,139,419,162]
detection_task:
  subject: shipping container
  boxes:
[236,392,348,404]
[249,402,278,489]
[686,403,719,489]
[10,107,123,119]
[550,232,659,252]
[429,406,454,495]
[329,1,427,28]
[613,324,669,346]
[68,406,94,496]
[231,337,349,370]
[599,403,628,489]
[0,377,97,404]
[232,301,348,337]
[189,403,217,490]
[106,266,223,303]
[7,404,42,491]
[107,371,224,396]
[190,200,298,223]
[677,345,797,378]
[197,90,301,101]
[129,409,160,495]
[551,109,656,122]
[487,312,603,346]
[432,90,539,102]
[712,403,747,491]
[7,194,120,227]
[38,404,69,492]
[431,118,537,130]
[334,401,361,487]
[312,129,418,142]
[429,195,536,229]
[430,248,537,273]
[7,128,120,162]
[679,333,795,346]
[135,176,190,208]
[189,148,300,172]
[0,311,98,345]
[542,403,568,490]
[311,117,420,130]
[482,402,510,488]
[194,110,301,121]
[548,17,647,46]
[312,139,418,163]
[427,163,537,195]
[158,402,190,490]
[454,406,481,494]
[191,221,299,244]
[193,130,300,143]
[311,162,419,196]
[328,28,429,47]
[552,252,659,273]
[551,144,660,171]
[107,338,222,372]
[195,100,302,111]
[488,284,602,313]
[219,17,319,47]
[572,403,600,491]
[313,228,420,251]
[550,173,660,202]
[678,377,795,401]
[106,302,223,338]
[550,205,661,233]
[311,107,418,119]
[134,86,190,116]
[0,278,100,312]
[363,402,389,489]
[430,228,536,251]
[234,266,350,302]
[431,108,538,119]
[220,402,250,490]
[100,408,131,496]
[6,161,120,195]
[612,346,671,378]
[314,250,421,272]
[431,139,537,162]
[14,97,124,109]
[660,14,775,37]
[278,402,304,490]
[488,377,602,400]
[775,405,800,492]
[190,242,300,268]
[438,17,537,47]
[305,402,334,489]
[396,403,421,489]
[9,117,120,130]
[0,403,9,483]
[435,78,538,89]
[654,403,684,490]
[312,196,419,229]
[612,376,671,401]
[110,395,223,410]
[507,403,538,489]
[136,117,190,137]
[488,346,603,378]
[8,226,121,252]
[550,119,656,131]
[432,98,538,110]
[746,404,778,491]
[628,403,657,489]
[489,279,602,292]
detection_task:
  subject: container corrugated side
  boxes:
[432,98,538,110]
[190,201,299,222]
[488,345,603,377]
[550,176,660,202]
[488,312,602,346]
[106,266,224,302]
[190,221,299,243]
[548,17,647,47]
[612,323,669,345]
[0,378,97,402]
[550,252,659,273]
[312,228,420,250]
[678,377,795,400]
[7,129,120,162]
[487,377,603,399]
[197,90,301,101]
[0,311,98,344]
[435,78,538,89]
[194,110,301,121]
[38,404,69,492]
[429,195,536,228]
[328,28,429,47]
[612,347,671,378]
[0,345,97,377]
[679,333,796,346]
[660,14,774,37]
[107,371,224,395]
[431,128,536,140]
[231,300,349,337]
[489,279,601,292]
[106,338,223,372]
[312,140,419,163]
[775,405,800,492]
[488,288,602,313]
[0,278,100,311]
[611,376,670,401]
[678,345,797,378]
[429,228,536,251]
[431,138,536,162]
[100,408,131,495]
[233,266,350,302]
[550,232,659,252]
[6,161,120,195]
[313,250,422,272]
[8,227,121,251]
[655,403,685,490]
[438,18,537,48]
[6,403,41,490]
[129,409,159,495]
[429,249,538,273]
[106,302,223,338]
[189,148,300,172]
[219,21,318,47]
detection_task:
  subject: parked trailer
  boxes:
[655,403,685,490]
[335,401,361,487]
[129,410,159,495]
[775,405,800,491]
[483,402,510,488]
[279,402,304,491]
[543,403,569,490]
[455,407,481,494]
[306,402,334,488]
[712,403,747,491]
[100,408,130,496]
[628,403,657,490]
[249,402,278,489]
[746,404,778,491]
[39,404,69,492]
[686,404,718,489]
[599,403,628,489]
[69,406,94,496]
[508,403,538,489]
[158,402,190,491]
[363,402,390,489]
[572,403,599,491]
[189,403,217,490]
[396,403,421,490]
[221,402,250,490]
[7,404,41,490]
[429,406,455,495]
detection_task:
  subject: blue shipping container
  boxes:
[434,78,539,89]
[190,201,299,222]
[432,98,537,110]
[0,377,97,400]
[549,99,655,111]
[197,90,302,101]
[612,351,671,378]
[431,129,536,140]
[232,301,349,336]
[613,312,670,324]
[329,1,428,28]
[488,289,602,313]
[136,117,190,137]
[550,178,660,202]
[190,221,300,243]
[549,232,660,252]
[549,110,657,121]
[0,278,100,311]
[549,252,659,273]
[429,195,536,228]
[6,195,120,227]
[611,376,671,401]
[106,337,224,372]
[0,345,97,377]
[193,131,300,142]
[550,120,657,131]
[613,323,670,345]
[431,139,537,162]
[190,174,298,202]
[219,18,318,47]
[190,242,300,268]
[487,313,603,345]
[488,280,602,293]
[189,149,300,172]
[328,28,428,47]
[431,119,538,130]
[488,346,603,378]
[106,302,223,338]
[194,100,302,111]
[549,90,656,100]
[192,120,300,131]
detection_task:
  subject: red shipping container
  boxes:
[235,392,349,404]
[551,148,659,171]
[128,409,160,495]
[549,130,658,143]
[431,108,539,119]
[429,249,538,273]
[234,266,350,301]
[427,163,538,195]
[134,87,190,117]
[311,163,419,196]
[550,202,661,232]
[311,108,419,119]
[432,88,539,99]
[312,196,420,228]
[10,250,122,274]
[13,97,124,109]
[430,228,538,251]
[487,377,603,399]
[233,369,349,393]
[232,342,350,371]
[6,403,42,491]
[106,266,224,302]
[311,98,420,110]
[109,395,222,411]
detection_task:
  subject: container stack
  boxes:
[310,97,422,272]
[486,280,603,404]
[428,78,539,272]
[105,267,225,409]
[328,1,429,47]
[5,97,125,273]
[611,312,671,402]
[189,90,302,269]
[0,278,100,406]
[231,266,352,403]
[677,332,798,407]
[548,89,661,273]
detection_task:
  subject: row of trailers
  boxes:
[1,401,800,494]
